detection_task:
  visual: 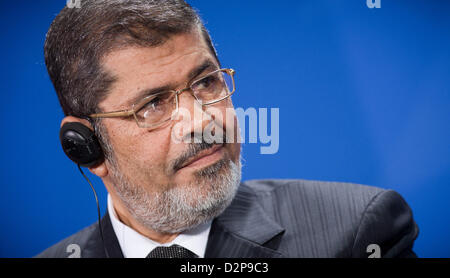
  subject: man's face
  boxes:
[97,30,241,233]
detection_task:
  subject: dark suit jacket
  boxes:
[36,179,419,258]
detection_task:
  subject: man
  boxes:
[37,0,418,258]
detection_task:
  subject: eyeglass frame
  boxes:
[89,68,236,128]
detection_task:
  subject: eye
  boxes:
[138,96,162,117]
[136,93,172,118]
[194,74,220,91]
[146,96,162,109]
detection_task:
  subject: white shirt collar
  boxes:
[107,194,212,258]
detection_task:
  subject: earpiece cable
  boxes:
[77,164,110,258]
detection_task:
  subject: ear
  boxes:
[60,116,109,178]
[61,115,91,128]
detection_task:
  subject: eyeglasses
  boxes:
[89,68,236,128]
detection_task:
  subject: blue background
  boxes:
[0,0,449,258]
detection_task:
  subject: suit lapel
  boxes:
[205,184,285,258]
[101,210,124,258]
[82,210,124,258]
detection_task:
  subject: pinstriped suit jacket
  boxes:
[36,179,419,258]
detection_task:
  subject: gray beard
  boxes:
[109,156,241,234]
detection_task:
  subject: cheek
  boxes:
[226,116,241,163]
[224,105,242,161]
[218,103,240,143]
[206,104,241,161]
[107,121,172,176]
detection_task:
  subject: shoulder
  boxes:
[34,223,97,258]
[239,178,389,230]
[240,179,412,221]
[239,179,418,257]
[241,178,386,206]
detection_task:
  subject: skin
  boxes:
[61,31,241,243]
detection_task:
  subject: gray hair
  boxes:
[45,0,218,118]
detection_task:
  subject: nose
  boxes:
[172,90,212,142]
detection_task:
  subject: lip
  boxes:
[179,144,224,170]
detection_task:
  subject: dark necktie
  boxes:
[146,244,198,258]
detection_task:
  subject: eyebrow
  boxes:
[124,59,218,107]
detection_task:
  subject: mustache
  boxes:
[170,133,227,173]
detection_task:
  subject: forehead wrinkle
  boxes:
[99,33,214,111]
[102,31,209,78]
[138,48,209,86]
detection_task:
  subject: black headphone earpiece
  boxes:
[60,122,104,167]
[59,122,110,257]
